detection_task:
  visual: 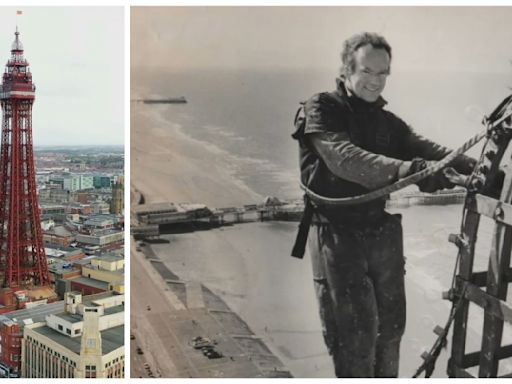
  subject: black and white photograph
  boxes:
[130,6,512,378]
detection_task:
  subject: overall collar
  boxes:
[335,77,387,111]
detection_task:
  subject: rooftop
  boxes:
[70,276,109,290]
[132,202,177,215]
[82,263,124,275]
[78,229,123,237]
[44,225,72,237]
[48,262,80,274]
[56,312,83,324]
[33,324,124,355]
[2,300,64,324]
[94,254,123,263]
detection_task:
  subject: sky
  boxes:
[131,6,512,151]
[131,6,512,74]
[0,7,124,146]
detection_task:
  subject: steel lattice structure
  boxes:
[0,28,50,288]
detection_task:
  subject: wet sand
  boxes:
[131,105,263,207]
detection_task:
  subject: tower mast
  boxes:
[0,27,50,291]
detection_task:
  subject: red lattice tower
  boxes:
[0,28,50,289]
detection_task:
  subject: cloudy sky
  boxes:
[0,7,124,146]
[131,6,512,74]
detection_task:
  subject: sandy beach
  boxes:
[131,104,264,208]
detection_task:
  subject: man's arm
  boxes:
[403,130,477,175]
[303,92,411,190]
[308,131,408,190]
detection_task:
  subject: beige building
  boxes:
[81,255,124,294]
[21,291,124,378]
[76,230,123,247]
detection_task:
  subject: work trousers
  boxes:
[309,212,406,378]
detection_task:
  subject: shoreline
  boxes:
[131,109,294,376]
[131,105,264,207]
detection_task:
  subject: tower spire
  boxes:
[11,26,23,54]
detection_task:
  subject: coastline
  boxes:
[131,106,294,377]
[131,105,263,208]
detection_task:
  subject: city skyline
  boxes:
[0,7,124,146]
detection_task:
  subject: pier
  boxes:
[131,190,466,236]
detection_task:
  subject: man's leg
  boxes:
[366,214,406,378]
[309,224,379,377]
[309,226,338,357]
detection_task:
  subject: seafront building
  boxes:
[21,291,124,378]
[0,301,64,377]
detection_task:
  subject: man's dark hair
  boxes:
[340,32,392,78]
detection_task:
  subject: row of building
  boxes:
[38,174,124,215]
[0,252,125,378]
[37,173,123,192]
[0,171,127,377]
[0,290,124,378]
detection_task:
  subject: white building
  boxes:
[21,291,124,378]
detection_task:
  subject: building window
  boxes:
[85,365,96,378]
[74,329,80,335]
[66,329,71,335]
[58,324,63,331]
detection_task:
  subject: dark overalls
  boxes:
[293,79,476,377]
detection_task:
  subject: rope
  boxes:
[300,107,512,207]
[301,130,486,206]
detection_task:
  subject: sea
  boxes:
[132,67,511,201]
[133,68,512,377]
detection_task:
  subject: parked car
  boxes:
[191,336,216,349]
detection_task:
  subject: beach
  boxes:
[131,102,266,208]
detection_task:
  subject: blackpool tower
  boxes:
[0,28,55,311]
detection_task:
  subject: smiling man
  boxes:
[292,32,476,377]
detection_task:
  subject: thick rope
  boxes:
[300,106,512,207]
[300,130,486,206]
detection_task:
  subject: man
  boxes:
[292,32,476,377]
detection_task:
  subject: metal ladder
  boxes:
[447,94,512,378]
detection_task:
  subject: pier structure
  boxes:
[130,190,466,237]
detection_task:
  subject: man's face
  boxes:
[345,44,390,103]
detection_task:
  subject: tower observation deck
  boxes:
[0,28,55,311]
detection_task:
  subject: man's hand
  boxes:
[442,167,469,187]
[401,158,435,192]
[397,161,412,179]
